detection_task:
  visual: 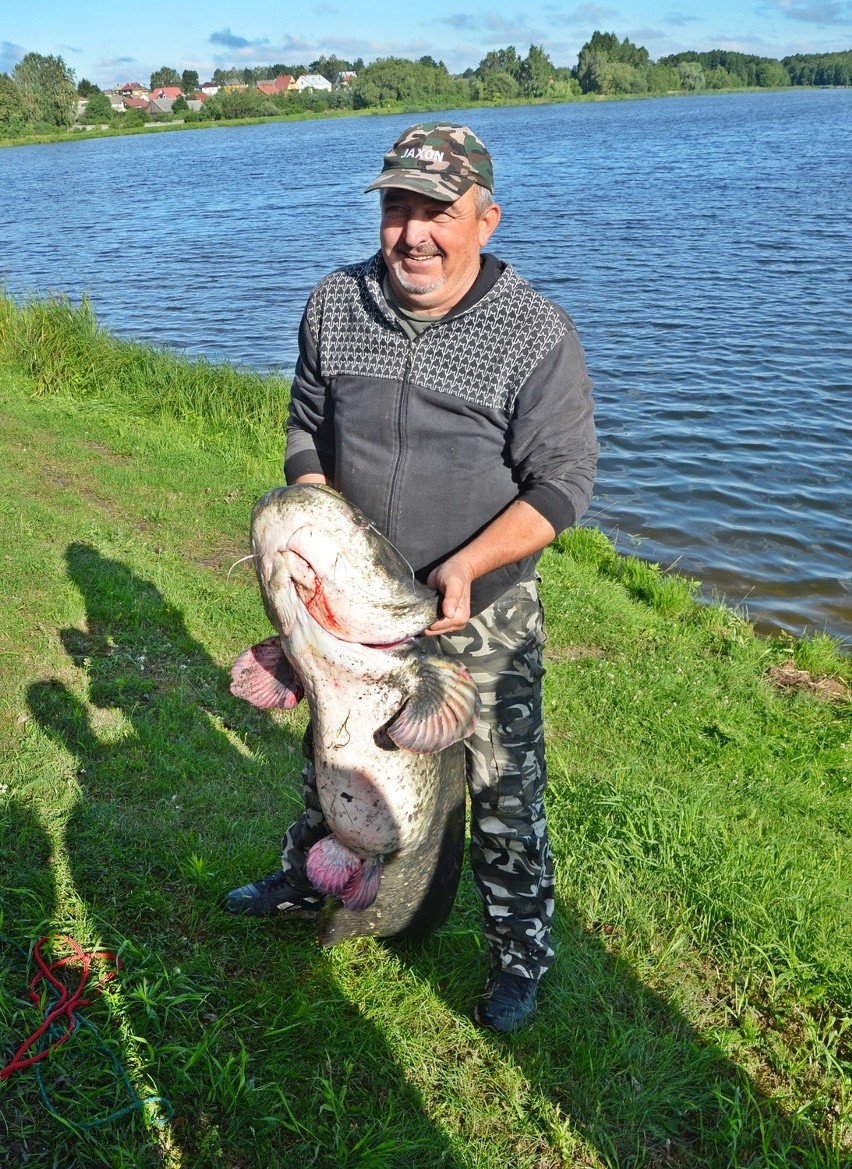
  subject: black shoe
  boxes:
[222,872,323,918]
[473,971,538,1033]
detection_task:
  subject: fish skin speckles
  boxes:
[230,484,480,945]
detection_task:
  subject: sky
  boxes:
[2,0,851,88]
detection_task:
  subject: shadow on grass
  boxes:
[391,904,840,1167]
[17,542,465,1168]
[0,801,60,1165]
[0,801,172,1166]
[379,636,841,1167]
[16,541,841,1168]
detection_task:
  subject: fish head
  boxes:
[250,485,439,645]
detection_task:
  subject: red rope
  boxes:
[0,935,119,1082]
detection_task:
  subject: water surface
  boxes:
[1,92,850,639]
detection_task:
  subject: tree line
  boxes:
[1,39,850,137]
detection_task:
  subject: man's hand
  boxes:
[425,556,475,635]
[422,500,557,637]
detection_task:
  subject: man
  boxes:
[225,123,598,1033]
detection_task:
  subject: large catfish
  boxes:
[230,485,480,946]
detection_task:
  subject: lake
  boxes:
[1,91,850,641]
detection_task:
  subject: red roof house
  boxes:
[256,74,295,95]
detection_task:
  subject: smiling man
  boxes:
[380,184,500,312]
[225,123,599,1033]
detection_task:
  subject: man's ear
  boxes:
[478,202,501,248]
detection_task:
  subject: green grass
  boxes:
[0,296,849,1167]
[0,86,792,153]
[0,294,290,456]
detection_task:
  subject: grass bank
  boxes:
[0,87,782,151]
[0,104,402,150]
[0,296,849,1168]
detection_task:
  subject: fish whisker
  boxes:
[366,522,417,582]
[228,554,257,580]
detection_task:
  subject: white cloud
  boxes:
[209,28,272,51]
[1,40,26,72]
[555,4,621,23]
[663,11,703,26]
[767,0,852,24]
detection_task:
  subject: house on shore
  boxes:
[117,81,148,99]
[147,97,175,115]
[146,96,205,116]
[295,74,333,92]
[256,74,296,96]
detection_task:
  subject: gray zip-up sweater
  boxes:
[285,252,599,614]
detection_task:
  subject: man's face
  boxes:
[379,186,500,317]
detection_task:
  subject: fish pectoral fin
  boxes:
[230,637,304,709]
[306,837,383,912]
[306,835,360,895]
[387,657,481,754]
[341,856,383,911]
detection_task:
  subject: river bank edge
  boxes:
[0,84,815,151]
[0,290,849,672]
[1,287,850,1165]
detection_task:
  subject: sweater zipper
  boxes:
[385,336,418,544]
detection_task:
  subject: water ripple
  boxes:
[1,91,850,639]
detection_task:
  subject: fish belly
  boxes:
[292,633,470,944]
[318,742,466,946]
[311,689,422,857]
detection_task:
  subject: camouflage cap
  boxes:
[364,122,494,203]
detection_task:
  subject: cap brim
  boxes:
[363,171,462,202]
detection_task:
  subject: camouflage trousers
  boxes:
[279,577,555,982]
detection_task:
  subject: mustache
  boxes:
[393,244,444,259]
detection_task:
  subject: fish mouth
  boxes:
[286,547,347,639]
[362,635,417,651]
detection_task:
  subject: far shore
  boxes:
[0,84,809,150]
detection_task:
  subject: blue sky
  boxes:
[2,0,851,87]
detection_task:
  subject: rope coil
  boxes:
[1,934,118,1081]
[1,933,173,1129]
